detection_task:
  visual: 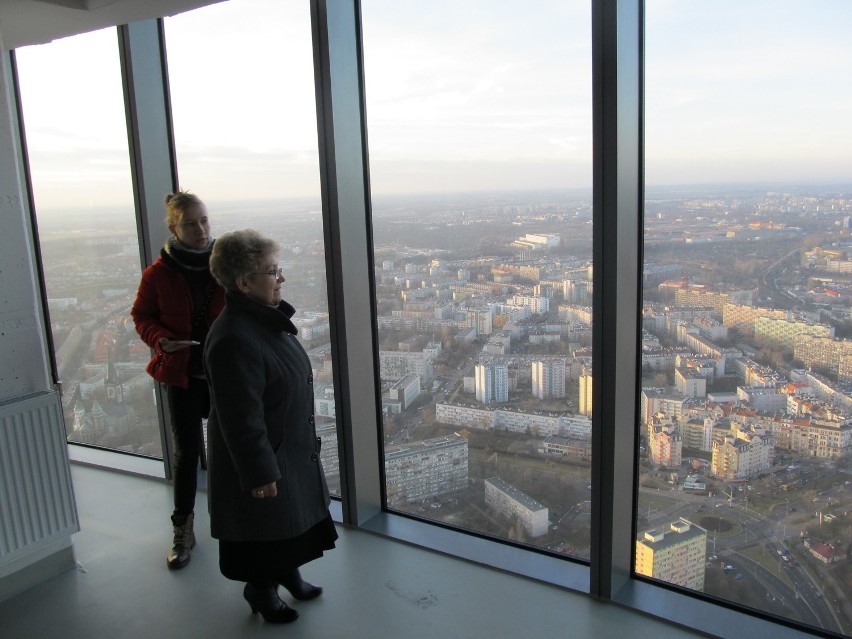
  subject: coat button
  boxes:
[308,415,315,424]
[311,452,318,461]
[308,374,313,384]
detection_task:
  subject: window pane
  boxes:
[16,29,163,457]
[363,0,593,560]
[164,0,340,495]
[642,2,852,635]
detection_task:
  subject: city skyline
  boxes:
[13,0,852,211]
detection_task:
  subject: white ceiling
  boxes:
[0,0,223,50]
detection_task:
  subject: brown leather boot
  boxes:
[167,512,196,569]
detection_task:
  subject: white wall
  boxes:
[0,47,77,603]
[0,51,52,400]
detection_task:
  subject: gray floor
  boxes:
[0,465,709,639]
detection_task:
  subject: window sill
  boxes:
[356,509,590,593]
[613,578,822,639]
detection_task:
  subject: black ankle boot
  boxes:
[167,512,196,569]
[279,568,322,601]
[243,583,299,623]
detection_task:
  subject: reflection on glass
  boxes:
[164,0,340,495]
[363,0,592,559]
[641,2,852,636]
[16,29,162,457]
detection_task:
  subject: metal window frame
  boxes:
[310,1,824,637]
[119,19,179,477]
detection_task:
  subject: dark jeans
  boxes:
[166,377,209,517]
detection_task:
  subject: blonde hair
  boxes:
[165,191,204,228]
[210,229,281,292]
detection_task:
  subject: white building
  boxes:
[475,363,509,404]
[736,386,786,413]
[484,477,548,538]
[386,373,421,412]
[314,384,336,418]
[532,359,566,399]
[379,349,435,383]
[507,294,550,314]
[674,368,706,399]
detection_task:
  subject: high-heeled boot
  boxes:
[166,512,195,569]
[279,568,322,601]
[243,583,299,623]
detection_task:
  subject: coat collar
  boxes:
[224,290,298,335]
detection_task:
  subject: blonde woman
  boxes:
[132,191,225,569]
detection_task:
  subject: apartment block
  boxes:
[385,435,469,507]
[754,316,834,350]
[484,477,549,538]
[794,334,852,383]
[475,363,509,404]
[635,519,707,592]
[711,429,773,480]
[532,359,566,399]
[649,419,682,469]
[579,368,593,416]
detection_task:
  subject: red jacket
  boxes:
[131,255,225,388]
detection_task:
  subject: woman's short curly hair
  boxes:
[210,229,280,292]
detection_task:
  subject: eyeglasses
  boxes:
[251,267,284,278]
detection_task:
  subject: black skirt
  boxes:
[218,512,338,583]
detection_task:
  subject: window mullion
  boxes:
[591,0,644,600]
[311,0,384,526]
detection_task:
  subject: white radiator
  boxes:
[0,391,78,568]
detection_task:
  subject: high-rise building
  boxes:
[578,366,593,416]
[635,519,707,591]
[532,359,566,399]
[475,363,509,404]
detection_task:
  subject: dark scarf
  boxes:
[163,236,214,271]
[162,237,217,377]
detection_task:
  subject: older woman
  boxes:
[205,229,337,623]
[132,191,225,569]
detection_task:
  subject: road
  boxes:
[761,246,802,307]
[639,484,844,634]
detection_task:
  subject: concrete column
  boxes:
[0,48,52,399]
[0,44,77,603]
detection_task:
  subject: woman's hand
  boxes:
[159,337,197,353]
[251,482,278,499]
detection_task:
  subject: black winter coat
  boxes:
[204,291,330,541]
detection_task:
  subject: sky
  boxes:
[12,0,852,211]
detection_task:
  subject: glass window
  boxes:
[641,2,852,635]
[164,0,340,495]
[362,0,593,559]
[16,28,163,457]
